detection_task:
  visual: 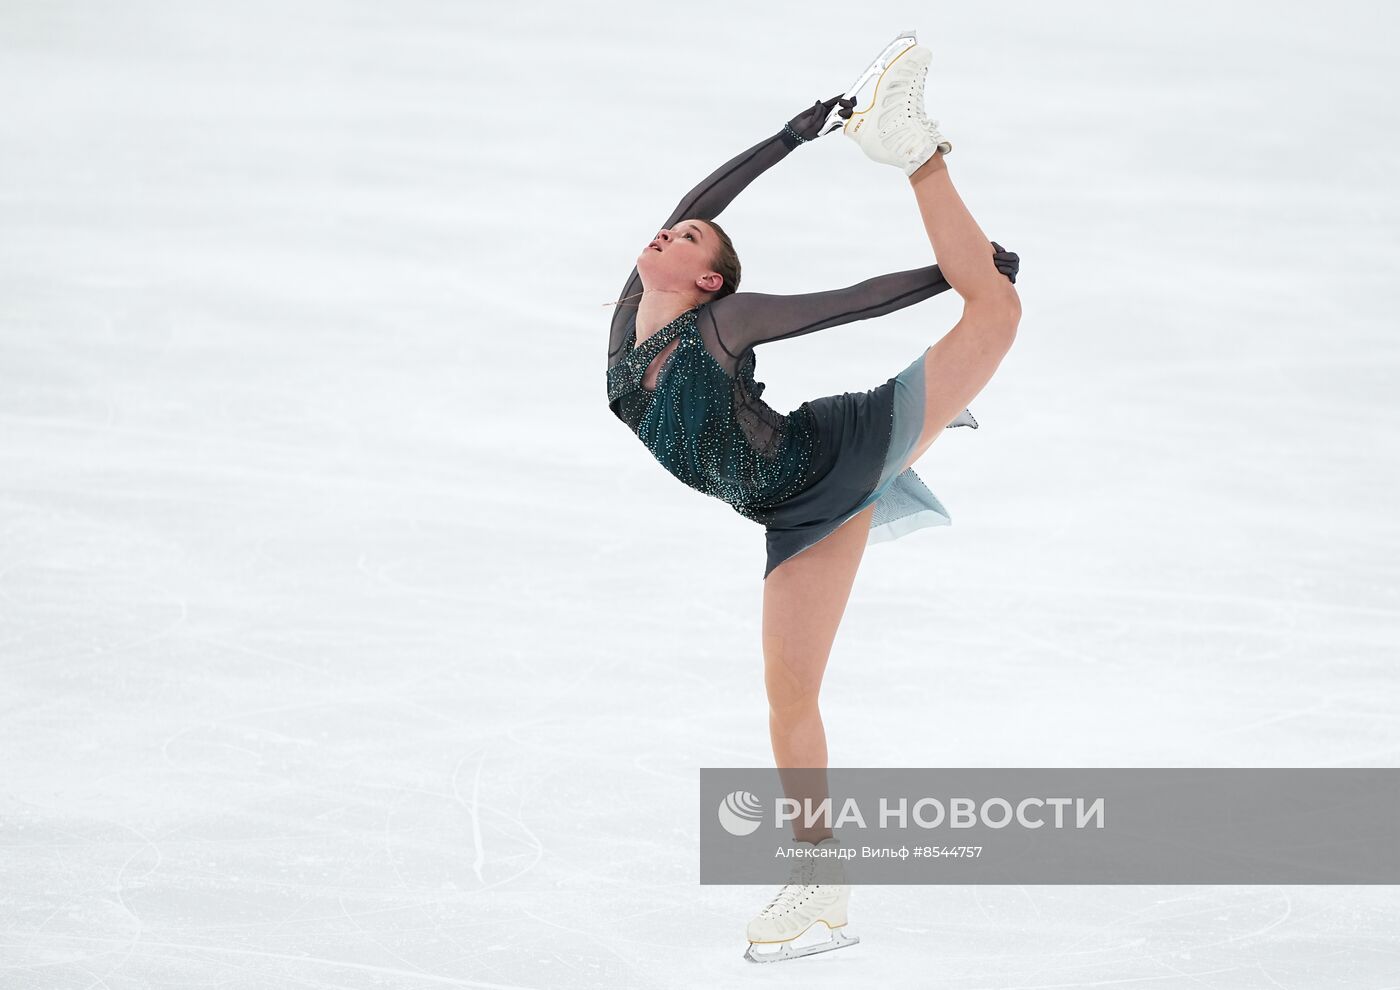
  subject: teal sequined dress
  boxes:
[607,126,1007,578]
[607,305,817,522]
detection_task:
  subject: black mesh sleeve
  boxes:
[607,130,796,368]
[705,264,957,359]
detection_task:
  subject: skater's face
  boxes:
[637,219,725,298]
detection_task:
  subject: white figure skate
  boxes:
[835,32,952,176]
[819,29,918,136]
[743,837,860,963]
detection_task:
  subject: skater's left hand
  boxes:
[784,93,855,143]
[991,241,1020,284]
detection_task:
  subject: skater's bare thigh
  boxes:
[762,503,875,713]
[897,299,1018,474]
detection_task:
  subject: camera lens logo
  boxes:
[717,790,764,836]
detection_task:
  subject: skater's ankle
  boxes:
[793,831,834,845]
[909,151,947,183]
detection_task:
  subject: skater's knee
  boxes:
[764,650,826,712]
[963,282,1021,327]
[763,632,831,707]
[953,291,1020,350]
[767,691,821,726]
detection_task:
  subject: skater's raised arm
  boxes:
[658,132,794,230]
[608,96,851,365]
[707,245,1019,354]
[606,131,792,363]
[659,94,849,229]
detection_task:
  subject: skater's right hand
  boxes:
[784,93,855,143]
[991,241,1019,284]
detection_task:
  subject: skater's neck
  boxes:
[635,289,706,344]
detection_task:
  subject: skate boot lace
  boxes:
[756,856,840,924]
[759,860,819,918]
[910,62,947,143]
[909,62,929,129]
[878,55,936,159]
[760,881,825,918]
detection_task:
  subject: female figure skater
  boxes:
[606,38,1021,961]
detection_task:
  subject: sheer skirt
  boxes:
[761,347,976,579]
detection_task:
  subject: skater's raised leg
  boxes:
[899,152,1020,471]
[841,41,1020,471]
[909,151,1008,302]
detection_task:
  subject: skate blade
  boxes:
[820,28,919,136]
[743,924,860,963]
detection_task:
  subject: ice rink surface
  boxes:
[2,1,1398,986]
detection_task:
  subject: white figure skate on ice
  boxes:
[743,836,860,963]
[831,29,952,176]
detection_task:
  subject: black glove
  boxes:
[782,93,855,147]
[990,241,1019,285]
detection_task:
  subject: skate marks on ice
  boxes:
[805,884,1394,988]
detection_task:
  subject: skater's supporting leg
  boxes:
[761,503,875,843]
[900,153,1020,468]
